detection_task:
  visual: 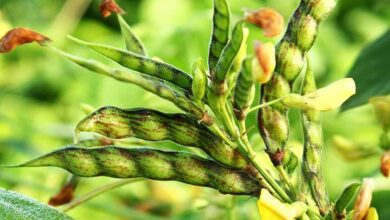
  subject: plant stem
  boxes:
[247,97,285,114]
[61,178,142,212]
[276,165,297,198]
[236,138,292,203]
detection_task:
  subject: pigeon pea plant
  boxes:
[0,0,381,219]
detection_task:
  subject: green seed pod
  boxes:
[191,58,208,104]
[208,0,230,72]
[76,106,248,169]
[335,183,361,217]
[301,59,330,215]
[117,14,147,56]
[276,41,305,82]
[214,21,248,83]
[47,46,204,120]
[257,0,337,162]
[8,146,260,195]
[282,150,298,174]
[233,57,255,120]
[68,36,193,92]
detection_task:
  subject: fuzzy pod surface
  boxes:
[76,106,248,169]
[257,0,336,157]
[9,146,260,195]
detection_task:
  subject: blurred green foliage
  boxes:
[0,0,389,219]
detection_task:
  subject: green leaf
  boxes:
[0,188,72,220]
[341,29,390,111]
[334,182,361,214]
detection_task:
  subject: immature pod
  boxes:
[214,21,248,84]
[301,59,330,215]
[8,146,260,195]
[68,36,193,92]
[208,0,230,72]
[76,106,248,169]
[233,57,256,120]
[117,14,147,56]
[191,58,208,104]
[47,47,204,120]
[257,0,336,160]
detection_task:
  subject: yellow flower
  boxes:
[257,189,307,220]
[282,78,356,111]
[364,207,379,220]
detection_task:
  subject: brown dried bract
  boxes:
[0,28,50,53]
[48,184,76,206]
[381,152,390,177]
[245,8,284,37]
[353,178,374,220]
[100,0,125,18]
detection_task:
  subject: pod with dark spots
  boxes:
[275,41,304,83]
[208,0,230,72]
[191,58,208,105]
[257,0,337,159]
[47,46,204,120]
[7,146,260,195]
[300,59,330,215]
[290,14,318,51]
[214,21,248,83]
[68,36,193,92]
[76,106,248,169]
[233,57,255,120]
[117,14,147,56]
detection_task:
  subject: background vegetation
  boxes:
[0,0,389,219]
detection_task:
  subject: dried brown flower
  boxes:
[245,8,284,37]
[0,28,50,53]
[100,0,125,18]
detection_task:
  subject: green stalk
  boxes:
[61,178,142,212]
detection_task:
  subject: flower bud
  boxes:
[252,42,276,84]
[331,135,379,161]
[245,8,284,37]
[282,78,356,111]
[381,151,390,177]
[0,28,50,53]
[353,178,374,220]
[369,96,390,130]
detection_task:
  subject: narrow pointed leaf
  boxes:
[68,36,193,91]
[6,146,260,195]
[117,14,147,56]
[76,106,248,169]
[47,46,204,119]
